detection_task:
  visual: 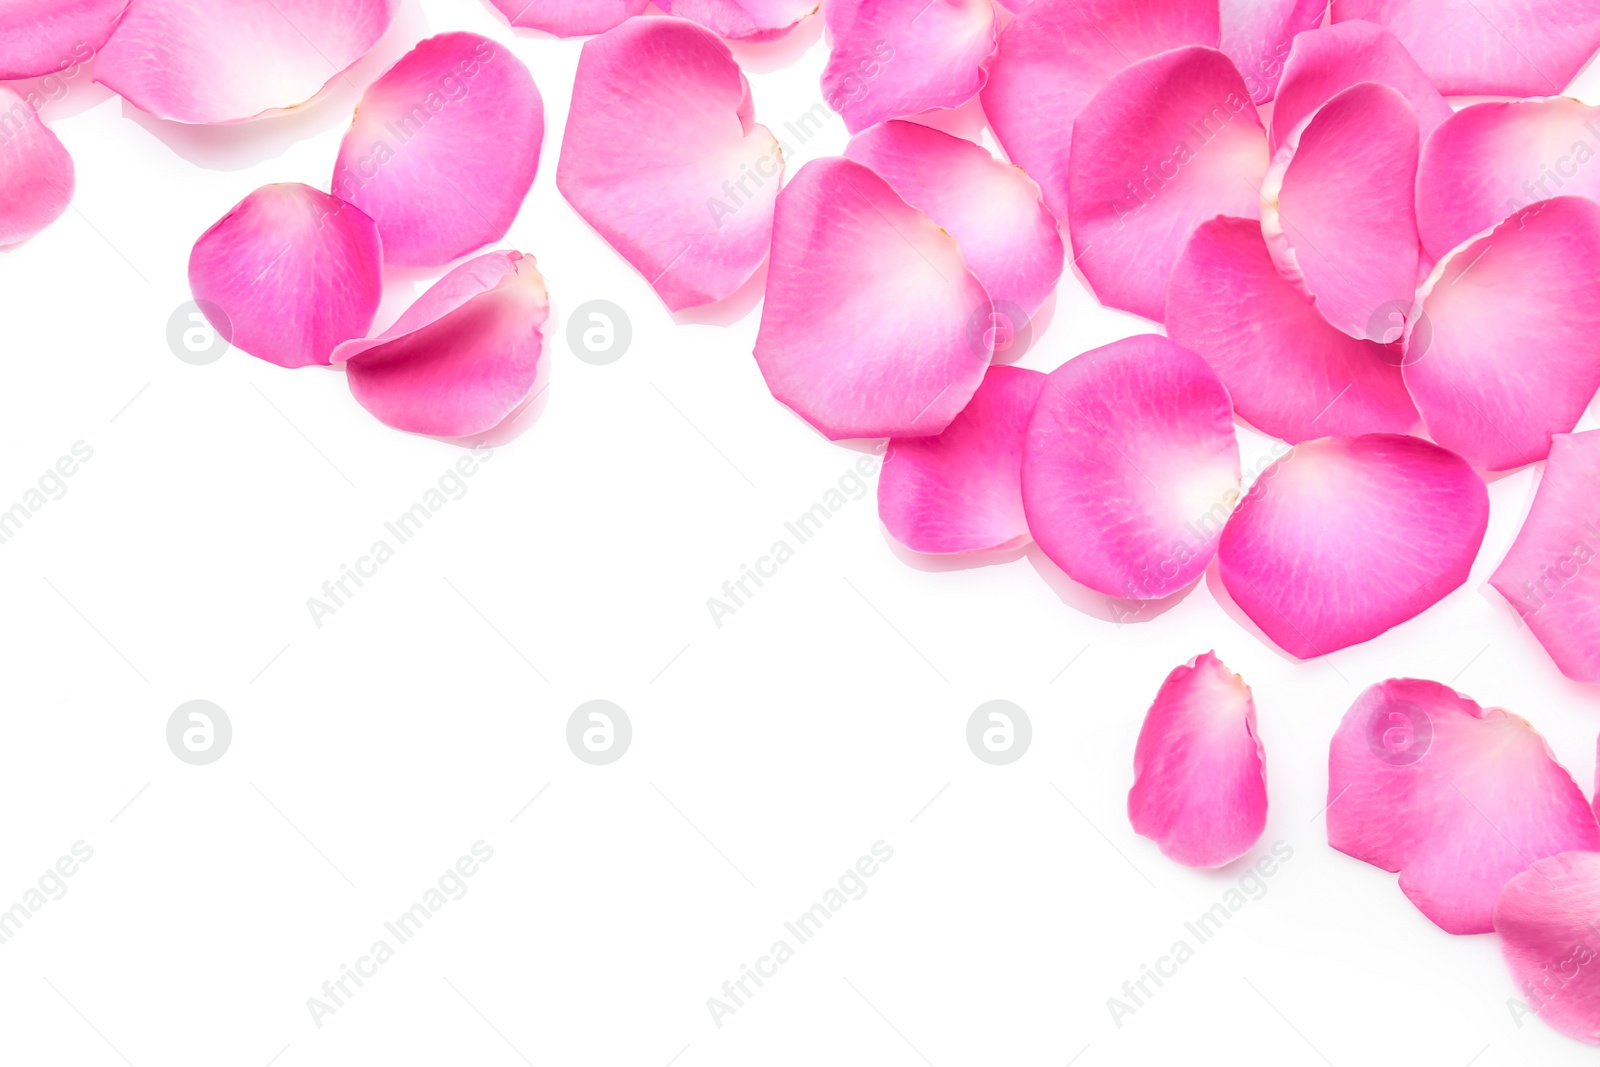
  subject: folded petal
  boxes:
[1220,0,1326,103]
[663,0,815,40]
[820,0,996,134]
[96,0,398,124]
[331,251,549,437]
[1270,21,1450,150]
[1328,678,1600,934]
[0,87,73,246]
[1495,852,1600,1044]
[485,0,647,36]
[0,0,126,80]
[1129,652,1267,868]
[1068,46,1269,322]
[558,17,779,311]
[845,120,1062,318]
[1022,335,1240,599]
[753,157,991,440]
[1406,196,1600,471]
[332,32,542,268]
[1219,435,1487,658]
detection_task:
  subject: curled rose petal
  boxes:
[96,0,398,124]
[1022,335,1240,600]
[820,0,996,134]
[188,184,382,369]
[879,365,1044,554]
[752,157,991,440]
[1329,678,1600,934]
[332,32,543,269]
[1128,652,1266,869]
[1219,0,1326,103]
[558,17,778,311]
[663,0,816,40]
[1495,852,1600,1044]
[0,0,126,80]
[1218,435,1487,659]
[331,251,549,437]
[485,0,647,37]
[0,86,73,246]
[1270,21,1450,149]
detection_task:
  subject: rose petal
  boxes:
[1329,678,1600,934]
[1128,652,1267,869]
[485,0,647,37]
[557,17,779,311]
[1022,335,1240,599]
[820,0,996,134]
[0,0,126,80]
[188,184,382,369]
[1220,0,1326,103]
[0,86,73,246]
[1495,851,1600,1044]
[663,0,815,40]
[332,32,542,268]
[1270,20,1451,149]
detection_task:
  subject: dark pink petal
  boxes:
[1496,852,1600,1043]
[1270,21,1450,149]
[486,0,647,36]
[663,0,815,40]
[1219,0,1326,103]
[1406,197,1600,471]
[1129,652,1266,869]
[0,0,126,79]
[1068,46,1268,322]
[845,120,1062,318]
[753,157,991,440]
[0,86,72,246]
[879,365,1044,554]
[558,17,778,311]
[1329,678,1600,934]
[1022,335,1240,599]
[95,0,398,124]
[1167,218,1417,442]
[1218,435,1487,659]
[331,251,548,437]
[332,32,542,268]
[820,0,996,134]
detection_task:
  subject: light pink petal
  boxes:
[1261,81,1420,340]
[1022,335,1240,599]
[844,120,1062,319]
[1167,217,1418,442]
[753,157,991,440]
[332,32,542,269]
[557,17,778,311]
[331,251,549,438]
[1490,431,1600,683]
[0,86,73,246]
[1406,196,1600,472]
[1270,21,1451,150]
[95,0,398,124]
[879,365,1044,554]
[1129,652,1267,868]
[1068,46,1268,322]
[663,0,815,40]
[981,0,1217,219]
[1495,852,1600,1044]
[188,184,381,369]
[820,0,996,134]
[1218,435,1487,659]
[1220,0,1326,103]
[486,0,647,37]
[1328,678,1600,934]
[0,0,127,80]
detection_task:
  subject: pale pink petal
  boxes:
[486,0,647,37]
[1068,46,1268,322]
[332,32,542,269]
[1218,435,1487,659]
[663,0,815,40]
[844,120,1063,318]
[95,0,398,124]
[331,251,548,438]
[752,157,991,440]
[879,365,1044,554]
[1495,852,1600,1044]
[1270,21,1451,149]
[188,184,382,369]
[0,0,126,80]
[557,17,778,311]
[0,86,73,246]
[1220,0,1326,103]
[1406,196,1600,472]
[1129,652,1267,869]
[820,0,996,134]
[1328,678,1600,934]
[1022,335,1240,599]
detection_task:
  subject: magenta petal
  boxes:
[486,0,647,36]
[1220,0,1326,103]
[331,251,549,437]
[1068,46,1268,322]
[558,17,778,311]
[0,87,73,246]
[0,0,126,79]
[1495,852,1600,1043]
[1329,678,1600,934]
[332,32,542,269]
[1270,21,1451,150]
[664,0,815,40]
[820,0,996,134]
[1022,335,1240,600]
[1219,435,1487,659]
[1129,652,1267,869]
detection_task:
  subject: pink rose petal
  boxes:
[1270,20,1451,149]
[485,0,648,37]
[0,86,73,246]
[0,0,126,80]
[663,0,816,40]
[1495,851,1600,1044]
[820,0,996,134]
[1220,0,1326,103]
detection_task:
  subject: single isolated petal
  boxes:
[820,0,996,134]
[485,0,647,37]
[188,184,382,369]
[1167,217,1418,442]
[96,0,398,124]
[558,17,778,311]
[333,32,542,269]
[0,86,73,246]
[1328,678,1600,934]
[753,157,991,440]
[845,120,1063,319]
[663,0,815,40]
[1220,0,1326,103]
[1129,652,1267,868]
[1270,20,1450,149]
[1022,335,1240,600]
[0,0,127,80]
[1495,852,1600,1044]
[331,251,549,437]
[879,365,1044,554]
[1407,196,1600,471]
[1218,435,1487,659]
[1068,46,1268,322]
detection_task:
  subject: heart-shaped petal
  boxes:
[0,86,73,246]
[821,0,996,134]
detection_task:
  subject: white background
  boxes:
[2,1,1599,1064]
